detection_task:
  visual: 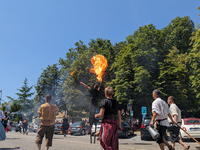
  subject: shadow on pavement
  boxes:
[119,134,137,139]
[6,138,21,140]
[0,147,20,150]
[120,143,152,145]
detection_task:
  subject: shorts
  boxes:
[156,125,167,144]
[168,125,180,142]
[35,124,54,147]
[62,128,68,134]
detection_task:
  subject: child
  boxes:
[95,86,121,150]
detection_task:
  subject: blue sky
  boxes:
[0,0,199,103]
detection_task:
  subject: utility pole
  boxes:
[65,101,69,118]
[0,90,2,107]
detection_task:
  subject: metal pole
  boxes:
[0,90,2,107]
[65,101,68,118]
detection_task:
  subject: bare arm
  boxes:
[95,108,105,118]
[97,87,100,91]
[118,110,121,129]
[168,113,176,124]
[150,112,158,126]
[80,82,90,90]
[39,113,42,118]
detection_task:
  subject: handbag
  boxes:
[0,122,6,141]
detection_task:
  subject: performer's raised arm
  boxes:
[80,82,90,90]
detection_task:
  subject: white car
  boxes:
[180,118,200,140]
[91,122,101,135]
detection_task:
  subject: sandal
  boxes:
[168,145,175,150]
[184,146,190,150]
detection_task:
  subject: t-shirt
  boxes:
[89,88,99,112]
[62,118,69,129]
[100,98,120,118]
[38,103,59,126]
[168,103,181,124]
[89,88,99,98]
[152,98,171,126]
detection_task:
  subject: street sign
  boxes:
[141,106,147,115]
[127,104,132,111]
[130,111,133,117]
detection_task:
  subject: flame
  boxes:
[90,54,108,82]
[70,70,76,76]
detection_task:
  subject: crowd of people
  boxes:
[0,86,193,150]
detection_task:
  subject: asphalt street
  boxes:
[0,131,199,150]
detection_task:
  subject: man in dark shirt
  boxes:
[95,86,121,150]
[80,82,100,143]
[62,116,69,137]
[80,82,100,123]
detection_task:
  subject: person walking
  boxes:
[0,110,6,141]
[35,95,59,150]
[19,119,23,133]
[62,116,69,137]
[85,121,89,135]
[150,89,175,150]
[22,119,28,135]
[167,96,190,150]
[1,111,8,129]
[95,86,121,150]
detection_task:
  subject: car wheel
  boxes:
[141,136,145,140]
[81,129,85,135]
[125,131,128,138]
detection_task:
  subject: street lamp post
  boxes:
[0,90,2,107]
[65,101,69,118]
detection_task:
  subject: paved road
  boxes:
[0,131,199,150]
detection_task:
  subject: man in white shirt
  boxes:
[150,89,175,150]
[167,96,190,150]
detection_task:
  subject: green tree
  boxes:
[15,78,34,112]
[111,24,163,115]
[162,16,195,54]
[35,64,60,104]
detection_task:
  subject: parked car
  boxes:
[54,122,63,134]
[140,118,153,140]
[14,124,22,132]
[91,122,101,135]
[33,124,38,133]
[69,121,86,135]
[180,118,200,140]
[118,121,134,138]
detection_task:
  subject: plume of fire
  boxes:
[90,54,108,83]
[70,70,76,76]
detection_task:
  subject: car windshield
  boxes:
[72,122,82,125]
[185,119,200,125]
[143,119,151,125]
[55,123,62,127]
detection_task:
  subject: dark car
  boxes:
[14,124,21,132]
[118,121,134,138]
[69,121,86,135]
[140,118,154,140]
[54,122,63,134]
